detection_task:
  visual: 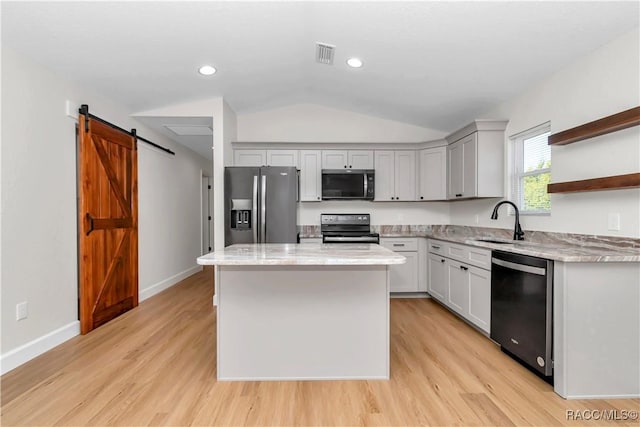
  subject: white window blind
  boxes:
[511,123,551,214]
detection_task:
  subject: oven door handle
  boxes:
[492,258,546,276]
[323,236,379,243]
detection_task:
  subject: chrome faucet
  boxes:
[491,200,525,241]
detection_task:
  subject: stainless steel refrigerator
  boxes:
[224,166,298,246]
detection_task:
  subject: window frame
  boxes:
[510,122,552,216]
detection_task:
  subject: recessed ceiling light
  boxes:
[198,65,217,76]
[346,58,363,68]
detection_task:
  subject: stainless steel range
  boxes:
[321,214,380,244]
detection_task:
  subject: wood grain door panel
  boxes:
[78,114,138,334]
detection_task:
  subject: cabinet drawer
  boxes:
[380,238,418,252]
[427,239,447,255]
[445,241,491,270]
[467,246,491,270]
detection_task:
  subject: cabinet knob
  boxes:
[317,196,320,200]
[440,259,445,263]
[460,265,468,271]
[344,165,347,168]
[349,165,352,168]
[420,196,424,200]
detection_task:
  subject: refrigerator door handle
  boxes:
[261,175,267,243]
[252,175,258,243]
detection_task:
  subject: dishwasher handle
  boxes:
[492,258,546,276]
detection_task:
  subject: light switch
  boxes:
[607,213,621,231]
[65,100,79,119]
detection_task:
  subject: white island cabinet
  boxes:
[197,243,405,381]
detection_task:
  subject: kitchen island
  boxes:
[197,243,405,381]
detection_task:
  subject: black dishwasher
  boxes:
[490,250,553,381]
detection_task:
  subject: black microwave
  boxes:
[321,169,375,200]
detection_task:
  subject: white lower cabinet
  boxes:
[447,260,469,316]
[427,253,447,302]
[389,252,419,292]
[427,239,491,333]
[380,238,425,293]
[467,265,491,332]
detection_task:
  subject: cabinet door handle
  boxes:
[431,245,440,249]
[460,265,468,271]
[455,193,463,197]
[393,243,405,247]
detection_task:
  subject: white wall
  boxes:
[0,48,211,372]
[449,28,640,238]
[298,201,449,226]
[133,96,237,251]
[237,104,450,225]
[237,103,447,143]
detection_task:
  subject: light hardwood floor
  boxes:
[2,268,638,426]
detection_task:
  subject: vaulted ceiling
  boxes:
[2,1,638,133]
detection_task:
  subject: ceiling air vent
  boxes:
[315,42,335,65]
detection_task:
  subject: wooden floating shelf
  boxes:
[547,173,640,194]
[548,106,640,146]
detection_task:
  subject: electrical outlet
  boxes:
[607,213,621,231]
[16,302,28,321]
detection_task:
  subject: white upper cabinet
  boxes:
[348,151,374,169]
[267,150,299,168]
[234,149,267,167]
[322,150,373,169]
[299,150,322,202]
[321,150,348,169]
[446,120,507,200]
[418,146,447,200]
[447,133,475,199]
[394,151,416,201]
[374,151,395,201]
[234,149,298,167]
[374,150,416,201]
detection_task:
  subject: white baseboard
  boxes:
[139,265,202,302]
[565,393,640,400]
[1,321,80,375]
[1,266,203,375]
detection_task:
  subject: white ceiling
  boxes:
[2,1,638,157]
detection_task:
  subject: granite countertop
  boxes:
[429,236,640,262]
[298,225,640,262]
[197,243,407,266]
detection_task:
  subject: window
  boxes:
[511,123,551,214]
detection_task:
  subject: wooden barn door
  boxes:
[78,114,138,334]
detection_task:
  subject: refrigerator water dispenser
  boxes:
[230,199,252,230]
